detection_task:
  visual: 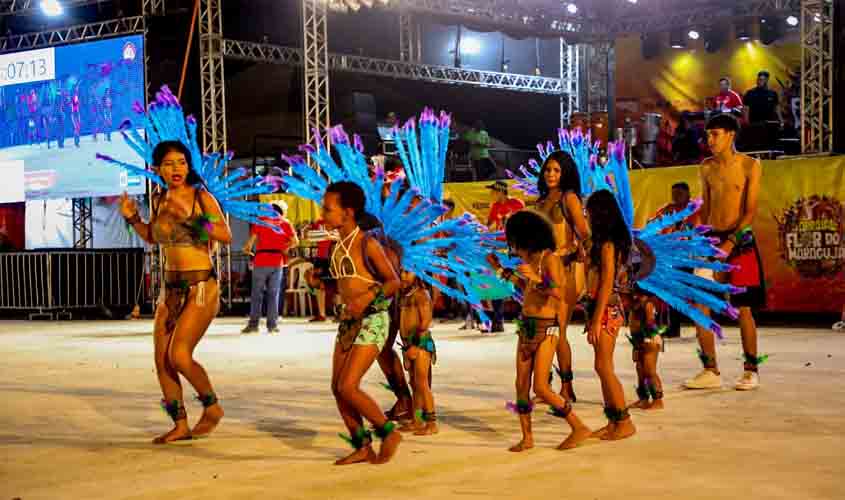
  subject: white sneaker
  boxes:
[735,371,760,391]
[683,369,722,389]
[832,321,845,332]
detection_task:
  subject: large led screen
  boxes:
[0,35,146,201]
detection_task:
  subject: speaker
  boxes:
[641,34,660,60]
[338,92,377,117]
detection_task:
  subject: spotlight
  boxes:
[460,38,481,55]
[688,29,700,40]
[566,3,578,14]
[40,0,63,16]
[735,21,751,40]
[760,16,784,45]
[627,0,637,3]
[669,29,686,49]
[813,12,821,23]
[786,15,799,26]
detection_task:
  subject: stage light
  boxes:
[669,29,686,49]
[735,21,751,40]
[40,0,63,16]
[786,15,799,26]
[627,0,637,3]
[813,12,821,23]
[688,29,700,40]
[566,3,578,14]
[460,37,481,55]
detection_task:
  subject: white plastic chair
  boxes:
[284,261,314,317]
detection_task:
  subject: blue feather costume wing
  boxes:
[97,85,276,227]
[282,112,512,324]
[520,126,741,336]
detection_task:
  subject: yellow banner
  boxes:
[266,157,845,313]
[442,157,845,314]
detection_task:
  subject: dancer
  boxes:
[100,86,277,444]
[102,88,113,142]
[582,190,636,440]
[282,111,509,462]
[533,150,589,401]
[684,114,766,391]
[626,286,666,410]
[70,86,81,148]
[397,270,438,435]
[119,140,230,443]
[489,210,592,451]
[323,181,403,465]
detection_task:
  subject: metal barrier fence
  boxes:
[0,249,145,319]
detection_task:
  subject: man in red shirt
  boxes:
[712,77,744,117]
[485,181,525,333]
[242,200,298,334]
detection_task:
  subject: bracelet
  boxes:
[124,213,142,225]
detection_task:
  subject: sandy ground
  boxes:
[0,317,843,500]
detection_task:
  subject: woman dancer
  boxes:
[489,210,592,452]
[534,151,590,402]
[582,190,635,441]
[119,140,230,444]
[70,86,81,147]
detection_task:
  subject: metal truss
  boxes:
[609,0,801,34]
[302,0,331,149]
[559,38,579,127]
[72,198,93,249]
[399,11,420,62]
[222,39,567,96]
[0,15,144,52]
[198,0,231,305]
[585,42,610,115]
[800,0,834,153]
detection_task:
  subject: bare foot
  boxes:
[399,420,423,433]
[645,400,664,411]
[628,399,650,410]
[335,445,376,465]
[591,423,614,439]
[414,422,439,436]
[191,403,224,438]
[152,422,191,444]
[386,398,413,421]
[508,438,534,452]
[373,430,402,464]
[557,426,592,450]
[605,419,636,441]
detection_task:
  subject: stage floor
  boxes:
[1,318,842,500]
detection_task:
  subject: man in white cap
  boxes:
[242,199,298,334]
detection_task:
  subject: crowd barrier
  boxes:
[0,249,145,319]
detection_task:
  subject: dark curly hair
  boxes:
[537,150,582,202]
[505,210,556,254]
[326,181,366,219]
[586,189,631,268]
[152,140,202,186]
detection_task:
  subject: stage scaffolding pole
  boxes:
[302,0,331,158]
[198,0,232,308]
[800,0,834,153]
[559,38,580,128]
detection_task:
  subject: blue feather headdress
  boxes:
[510,127,742,337]
[281,112,512,323]
[392,107,450,203]
[96,85,277,227]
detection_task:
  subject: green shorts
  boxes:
[337,310,390,351]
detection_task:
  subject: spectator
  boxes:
[485,180,525,333]
[743,71,783,126]
[672,114,704,164]
[712,77,744,116]
[463,120,496,180]
[241,200,298,334]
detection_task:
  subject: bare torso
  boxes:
[331,232,381,310]
[153,189,214,271]
[400,287,430,337]
[700,153,757,231]
[522,252,560,318]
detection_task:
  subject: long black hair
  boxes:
[505,210,556,254]
[537,150,582,201]
[152,140,202,186]
[585,189,631,268]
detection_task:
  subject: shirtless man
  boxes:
[684,114,765,391]
[323,182,403,465]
